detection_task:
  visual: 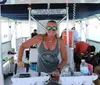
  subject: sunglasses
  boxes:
[46,26,57,31]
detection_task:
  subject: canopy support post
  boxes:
[31,16,46,29]
[95,15,100,21]
[0,4,4,85]
[28,4,32,38]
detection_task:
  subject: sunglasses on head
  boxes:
[46,26,57,31]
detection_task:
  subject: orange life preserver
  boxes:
[61,30,73,47]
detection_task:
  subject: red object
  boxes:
[87,64,93,75]
[28,4,31,8]
[74,41,89,54]
[61,30,73,47]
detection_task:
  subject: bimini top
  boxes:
[1,3,100,20]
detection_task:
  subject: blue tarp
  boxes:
[0,0,7,4]
[1,3,100,20]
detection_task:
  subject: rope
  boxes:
[73,3,76,27]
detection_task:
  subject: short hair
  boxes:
[71,27,75,30]
[90,45,96,52]
[34,29,37,31]
[87,45,95,52]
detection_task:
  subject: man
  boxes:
[31,29,38,48]
[71,27,79,43]
[74,41,90,71]
[31,29,37,38]
[74,41,90,54]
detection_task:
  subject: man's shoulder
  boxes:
[33,33,38,35]
[31,33,34,35]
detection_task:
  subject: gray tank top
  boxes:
[37,40,59,73]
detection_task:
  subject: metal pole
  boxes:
[28,4,31,38]
[85,19,89,42]
[80,20,82,41]
[66,4,70,65]
[31,16,46,30]
[66,5,69,47]
[10,21,17,51]
[57,16,67,26]
[0,4,4,85]
[20,22,23,43]
[57,16,67,36]
[47,3,50,16]
[15,21,17,52]
[95,15,100,21]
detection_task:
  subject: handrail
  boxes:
[87,39,100,44]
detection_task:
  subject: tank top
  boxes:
[36,40,59,73]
